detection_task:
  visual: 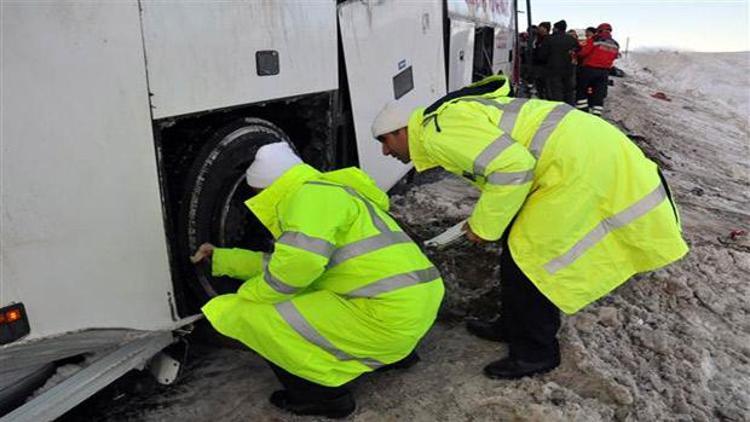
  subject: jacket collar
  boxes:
[407,107,439,172]
[410,75,510,172]
[245,163,392,237]
[245,163,320,238]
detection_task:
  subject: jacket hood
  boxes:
[423,74,510,117]
[407,107,438,172]
[410,75,510,172]
[245,163,389,237]
[245,163,319,238]
[318,167,390,211]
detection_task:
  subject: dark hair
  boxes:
[539,21,551,31]
[376,128,402,143]
[586,26,597,34]
[554,20,567,32]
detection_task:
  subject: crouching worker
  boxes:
[191,142,444,419]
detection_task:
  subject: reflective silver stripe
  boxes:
[355,189,391,232]
[306,181,391,233]
[528,104,574,159]
[473,134,514,177]
[264,267,300,295]
[262,253,270,268]
[486,170,534,186]
[593,40,619,50]
[459,97,526,136]
[278,231,335,258]
[360,358,385,369]
[275,301,385,368]
[328,231,412,268]
[498,99,528,135]
[544,184,668,274]
[275,301,354,361]
[345,267,441,298]
[459,97,504,112]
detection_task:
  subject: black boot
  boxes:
[465,318,508,342]
[483,356,560,380]
[270,390,356,419]
[376,350,420,372]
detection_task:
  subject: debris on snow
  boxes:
[651,91,672,101]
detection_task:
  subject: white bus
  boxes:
[0,1,517,419]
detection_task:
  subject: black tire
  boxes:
[177,117,292,308]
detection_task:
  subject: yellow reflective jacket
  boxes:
[202,164,444,386]
[408,75,688,314]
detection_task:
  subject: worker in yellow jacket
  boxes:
[372,75,688,379]
[191,142,443,418]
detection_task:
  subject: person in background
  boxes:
[585,26,597,41]
[577,26,598,109]
[536,20,580,105]
[576,23,620,116]
[519,30,533,94]
[567,30,581,67]
[532,21,551,99]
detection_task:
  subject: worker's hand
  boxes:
[462,222,486,245]
[190,243,216,264]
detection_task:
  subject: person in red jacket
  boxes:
[576,23,619,116]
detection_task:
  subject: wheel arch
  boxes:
[152,91,351,316]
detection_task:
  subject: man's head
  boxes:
[553,20,567,33]
[585,27,597,38]
[538,22,551,35]
[371,101,412,164]
[377,128,410,163]
[597,23,613,34]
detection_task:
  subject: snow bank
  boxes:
[620,50,750,116]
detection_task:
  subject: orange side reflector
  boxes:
[6,309,21,323]
[0,313,5,324]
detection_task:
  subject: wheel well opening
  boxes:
[153,92,344,316]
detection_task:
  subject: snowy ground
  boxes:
[62,51,749,421]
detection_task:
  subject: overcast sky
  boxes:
[523,0,749,52]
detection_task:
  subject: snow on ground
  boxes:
[623,51,750,116]
[62,51,749,421]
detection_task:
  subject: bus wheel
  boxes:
[178,118,292,305]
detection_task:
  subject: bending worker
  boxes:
[372,75,688,380]
[192,142,444,418]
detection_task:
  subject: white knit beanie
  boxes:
[245,142,302,188]
[371,101,413,139]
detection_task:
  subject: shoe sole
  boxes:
[483,365,557,380]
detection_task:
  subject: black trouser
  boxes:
[499,242,561,362]
[531,65,547,99]
[576,67,609,111]
[266,360,349,402]
[545,72,576,106]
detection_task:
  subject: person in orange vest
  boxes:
[576,23,619,116]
